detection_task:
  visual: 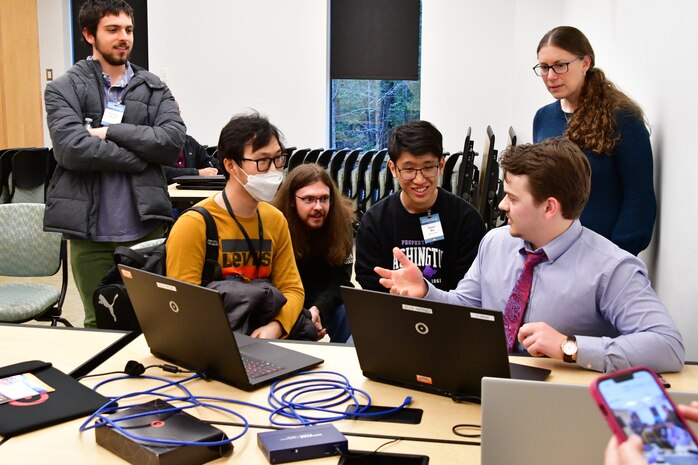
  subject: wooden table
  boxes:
[1,325,697,464]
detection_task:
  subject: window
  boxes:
[330,0,421,149]
[330,79,420,149]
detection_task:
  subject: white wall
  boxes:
[37,0,698,360]
[37,0,72,147]
[147,0,329,149]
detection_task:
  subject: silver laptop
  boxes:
[119,265,323,390]
[341,287,550,401]
[481,377,698,465]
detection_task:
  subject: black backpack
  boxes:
[93,206,222,331]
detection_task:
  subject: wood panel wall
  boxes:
[0,0,44,148]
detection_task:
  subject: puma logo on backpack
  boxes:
[92,206,221,331]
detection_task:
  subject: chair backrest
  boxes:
[367,149,388,208]
[339,149,361,198]
[508,126,517,149]
[10,147,51,203]
[441,152,462,193]
[355,150,376,204]
[287,148,310,173]
[205,145,218,157]
[328,148,350,189]
[0,203,62,277]
[303,148,324,165]
[0,148,21,204]
[316,149,336,168]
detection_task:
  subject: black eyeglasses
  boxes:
[397,165,439,180]
[296,195,331,205]
[242,154,287,172]
[532,57,583,77]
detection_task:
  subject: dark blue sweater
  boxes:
[533,100,656,255]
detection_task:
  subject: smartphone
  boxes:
[344,405,423,424]
[337,450,429,465]
[590,366,698,463]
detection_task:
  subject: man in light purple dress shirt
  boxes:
[374,138,684,373]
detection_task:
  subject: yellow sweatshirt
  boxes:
[166,196,304,336]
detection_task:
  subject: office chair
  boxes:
[10,147,51,203]
[339,149,361,198]
[456,128,479,205]
[316,149,336,168]
[354,150,377,221]
[441,152,462,193]
[286,148,310,174]
[367,149,388,208]
[205,145,218,157]
[508,126,517,149]
[0,203,72,326]
[303,148,324,165]
[0,148,22,204]
[282,146,297,169]
[328,148,350,189]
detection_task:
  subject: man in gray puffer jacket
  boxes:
[44,0,185,327]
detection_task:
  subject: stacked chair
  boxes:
[0,147,53,204]
[282,126,516,231]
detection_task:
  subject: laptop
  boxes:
[119,265,323,390]
[173,175,226,190]
[341,287,550,401]
[480,377,698,465]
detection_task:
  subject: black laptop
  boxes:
[341,287,550,401]
[119,265,323,390]
[173,175,226,190]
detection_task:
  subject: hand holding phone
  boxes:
[590,366,698,463]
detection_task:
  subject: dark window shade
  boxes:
[71,0,149,69]
[331,0,420,80]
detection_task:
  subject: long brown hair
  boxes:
[272,164,355,266]
[537,26,646,154]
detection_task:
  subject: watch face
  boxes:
[562,340,577,355]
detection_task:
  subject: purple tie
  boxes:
[503,251,547,352]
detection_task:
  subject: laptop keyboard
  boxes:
[241,354,284,379]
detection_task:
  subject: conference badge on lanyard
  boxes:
[420,212,444,244]
[101,102,125,126]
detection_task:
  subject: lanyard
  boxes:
[221,190,264,277]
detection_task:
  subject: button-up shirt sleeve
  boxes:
[425,221,685,373]
[575,256,685,373]
[424,232,486,307]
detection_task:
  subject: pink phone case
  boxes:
[589,366,696,445]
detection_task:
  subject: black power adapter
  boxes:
[257,424,348,464]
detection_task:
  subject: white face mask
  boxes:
[235,168,283,203]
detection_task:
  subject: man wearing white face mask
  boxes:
[166,112,304,339]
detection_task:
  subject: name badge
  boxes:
[420,213,444,244]
[101,102,125,126]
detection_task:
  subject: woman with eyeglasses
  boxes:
[532,26,655,256]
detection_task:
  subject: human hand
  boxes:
[517,322,567,359]
[374,247,427,297]
[308,306,327,340]
[604,435,646,465]
[198,167,218,176]
[88,126,108,140]
[250,320,283,339]
[677,400,698,422]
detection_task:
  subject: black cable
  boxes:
[77,370,128,381]
[206,421,481,446]
[76,362,194,381]
[452,423,481,438]
[335,438,400,458]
